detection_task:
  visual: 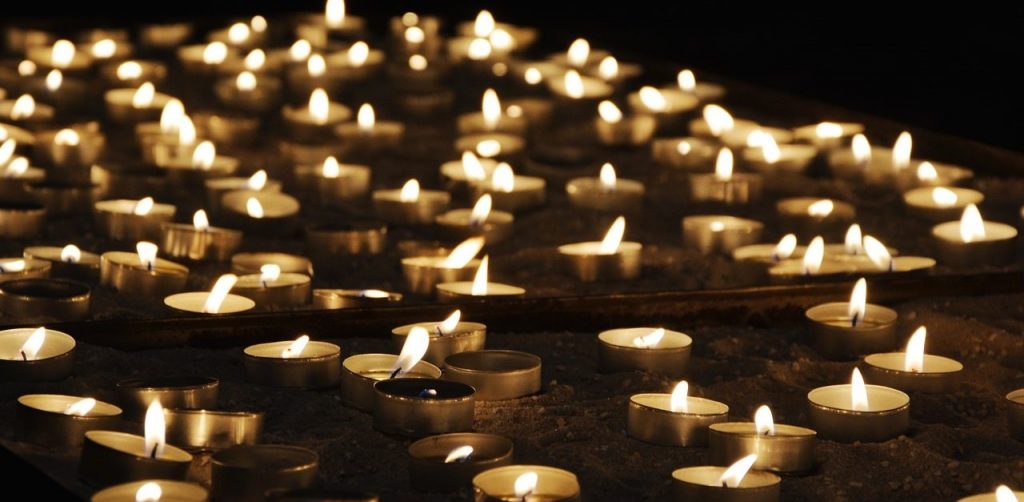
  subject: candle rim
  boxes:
[708,421,817,438]
[805,301,898,328]
[630,393,729,416]
[17,393,122,417]
[343,353,441,380]
[163,291,255,314]
[443,349,541,375]
[557,240,642,256]
[233,271,311,289]
[84,429,193,462]
[671,465,780,489]
[24,245,102,265]
[392,321,486,339]
[0,327,75,361]
[806,383,910,413]
[407,432,513,464]
[101,251,189,276]
[243,339,340,360]
[598,327,692,350]
[863,352,964,374]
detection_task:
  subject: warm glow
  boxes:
[307,54,326,77]
[64,398,96,416]
[718,454,758,488]
[714,148,733,181]
[178,115,197,145]
[598,100,623,124]
[136,242,158,270]
[250,15,267,32]
[598,216,626,254]
[443,237,485,268]
[408,54,428,71]
[471,255,490,295]
[931,187,958,208]
[996,486,1020,502]
[393,326,429,376]
[325,0,347,28]
[638,86,667,112]
[15,327,46,361]
[61,244,81,263]
[851,367,869,411]
[132,82,156,109]
[917,161,938,182]
[54,128,79,146]
[564,70,585,99]
[470,194,492,226]
[746,130,767,148]
[762,135,781,164]
[402,12,419,26]
[161,99,185,136]
[322,156,341,178]
[3,157,27,178]
[476,139,502,158]
[259,264,281,287]
[845,224,863,255]
[490,30,513,53]
[903,326,927,373]
[117,61,142,80]
[959,204,986,243]
[892,131,912,170]
[598,55,618,80]
[0,139,14,164]
[807,199,834,217]
[399,179,420,203]
[864,235,893,271]
[474,10,496,37]
[227,22,250,45]
[461,151,486,181]
[309,88,330,125]
[244,49,265,71]
[281,334,310,358]
[246,197,264,219]
[11,94,36,120]
[567,38,590,67]
[203,274,238,314]
[852,134,871,164]
[0,259,26,273]
[524,67,542,85]
[467,38,492,60]
[670,381,688,412]
[439,310,462,335]
[289,39,312,61]
[92,39,117,59]
[754,405,775,435]
[482,89,502,130]
[347,41,369,66]
[357,103,375,131]
[193,209,210,231]
[203,42,228,65]
[848,278,867,327]
[51,40,75,68]
[514,472,539,499]
[135,482,162,502]
[815,121,844,139]
[236,71,257,91]
[404,26,425,44]
[599,162,617,190]
[17,60,36,76]
[491,163,515,192]
[773,234,798,261]
[144,400,166,458]
[703,104,734,136]
[803,236,824,275]
[444,445,474,463]
[632,328,665,349]
[132,196,155,216]
[191,141,216,170]
[45,69,62,92]
[677,69,696,92]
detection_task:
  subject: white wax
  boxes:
[477,174,546,195]
[453,133,525,157]
[557,241,642,257]
[672,466,780,489]
[92,480,208,502]
[373,188,450,204]
[204,177,282,193]
[25,246,101,266]
[342,353,442,381]
[436,281,525,297]
[932,221,1017,243]
[244,340,340,359]
[546,74,613,99]
[776,197,856,220]
[282,101,351,126]
[221,190,300,219]
[565,177,645,199]
[0,328,75,360]
[0,123,35,143]
[807,384,909,413]
[234,272,311,290]
[85,430,192,462]
[104,88,173,110]
[435,208,514,227]
[402,256,482,271]
[864,353,964,374]
[630,393,728,415]
[95,199,176,217]
[599,327,692,349]
[439,157,499,182]
[903,187,984,211]
[626,89,699,114]
[732,243,807,262]
[18,394,121,416]
[232,253,311,275]
[163,292,255,314]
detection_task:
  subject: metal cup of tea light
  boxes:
[0,278,90,321]
[442,350,541,401]
[164,409,264,452]
[15,394,122,447]
[0,327,75,382]
[373,378,476,437]
[408,433,514,493]
[211,445,318,502]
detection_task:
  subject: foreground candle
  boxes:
[558,216,642,281]
[341,328,442,411]
[16,394,121,447]
[91,480,208,502]
[690,147,763,204]
[435,194,514,244]
[861,326,963,393]
[805,278,898,360]
[373,377,476,437]
[373,179,451,225]
[391,310,486,366]
[932,204,1017,266]
[671,454,781,502]
[23,244,100,281]
[164,273,255,315]
[401,237,483,295]
[628,381,728,447]
[598,327,692,377]
[0,327,75,381]
[807,368,909,442]
[163,408,263,452]
[709,405,816,473]
[682,215,764,255]
[244,335,341,389]
[903,186,984,222]
[473,465,580,502]
[408,433,514,493]
[442,350,542,401]
[161,210,243,262]
[211,444,318,502]
[436,255,526,300]
[566,162,644,212]
[232,264,311,308]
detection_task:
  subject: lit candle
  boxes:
[931,204,1017,266]
[34,124,106,176]
[626,85,699,126]
[850,234,935,274]
[805,278,898,359]
[0,257,50,282]
[440,151,499,191]
[958,485,1024,502]
[436,255,526,300]
[281,88,351,142]
[0,156,46,198]
[295,0,368,41]
[335,103,405,153]
[373,179,451,225]
[861,326,963,393]
[674,68,726,102]
[903,186,984,222]
[177,41,237,75]
[99,242,189,298]
[231,252,312,276]
[455,10,538,52]
[732,234,806,264]
[558,216,642,281]
[407,433,514,493]
[472,465,580,502]
[203,169,282,210]
[295,156,372,206]
[213,70,283,114]
[94,196,176,242]
[104,82,174,124]
[220,191,301,234]
[689,147,763,204]
[23,244,101,281]
[391,310,486,366]
[628,381,729,446]
[436,194,515,244]
[209,445,319,501]
[566,162,645,212]
[160,209,243,262]
[99,59,168,88]
[26,39,91,72]
[671,454,781,502]
[401,236,484,295]
[775,197,856,237]
[0,327,75,382]
[232,264,312,308]
[768,236,856,280]
[709,405,816,473]
[742,134,819,175]
[598,327,692,377]
[454,132,525,161]
[547,69,613,104]
[689,105,791,149]
[652,137,720,169]
[90,480,208,502]
[15,394,121,447]
[244,334,342,388]
[472,162,546,212]
[154,140,240,184]
[457,88,528,136]
[897,160,973,190]
[163,273,256,315]
[340,327,442,411]
[0,93,56,128]
[792,121,864,149]
[682,215,765,255]
[807,368,910,442]
[312,288,402,309]
[594,100,656,146]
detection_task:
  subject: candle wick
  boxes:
[721,481,729,488]
[147,261,153,272]
[435,326,443,337]
[389,367,401,379]
[20,350,27,361]
[850,313,861,328]
[149,444,158,459]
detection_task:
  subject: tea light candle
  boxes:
[100,242,189,298]
[26,40,91,72]
[0,257,50,282]
[688,105,760,143]
[373,179,451,225]
[674,69,726,102]
[373,378,476,437]
[91,480,208,502]
[897,160,973,190]
[473,163,546,212]
[708,405,816,473]
[0,327,74,382]
[454,133,526,161]
[732,234,806,264]
[95,197,176,242]
[0,201,46,238]
[852,235,936,275]
[861,326,963,393]
[793,121,864,149]
[548,69,613,104]
[456,10,538,50]
[805,278,898,360]
[297,157,372,206]
[690,148,763,204]
[473,465,580,502]
[742,136,819,175]
[34,124,106,172]
[408,433,514,493]
[24,244,100,281]
[1006,389,1024,442]
[15,394,121,447]
[204,170,282,210]
[116,376,219,421]
[341,350,443,412]
[436,256,526,300]
[776,197,856,237]
[336,103,405,153]
[566,163,644,212]
[598,327,692,377]
[99,59,168,88]
[0,158,46,198]
[932,204,1017,266]
[559,216,642,282]
[0,278,91,321]
[221,191,301,235]
[177,42,238,75]
[441,350,541,401]
[297,0,368,40]
[436,195,514,244]
[628,381,729,447]
[105,82,173,124]
[160,210,243,262]
[440,152,498,191]
[903,186,984,222]
[626,86,699,126]
[0,94,55,129]
[28,181,99,216]
[164,409,263,452]
[768,237,855,280]
[312,288,403,309]
[392,310,486,367]
[652,137,719,169]
[282,88,351,142]
[244,335,341,389]
[807,368,910,442]
[402,237,484,295]
[594,100,656,147]
[682,215,764,255]
[457,89,528,136]
[671,454,781,502]
[164,274,256,315]
[233,265,312,308]
[157,140,239,184]
[232,252,312,276]
[79,402,193,488]
[959,486,1024,502]
[306,221,387,258]
[211,445,318,502]
[194,111,261,148]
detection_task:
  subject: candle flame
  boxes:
[714,148,734,181]
[670,381,688,412]
[807,199,834,217]
[321,156,341,178]
[917,161,938,182]
[11,94,36,120]
[439,310,462,335]
[347,41,369,67]
[236,71,257,91]
[467,38,492,60]
[405,26,425,44]
[307,53,326,77]
[802,236,824,275]
[443,237,485,268]
[260,264,281,286]
[309,88,330,125]
[227,23,250,45]
[132,196,154,216]
[638,86,667,112]
[132,82,156,109]
[599,216,626,254]
[598,55,618,80]
[17,60,36,76]
[904,326,926,373]
[599,162,617,190]
[524,67,542,85]
[64,397,96,416]
[281,334,310,358]
[864,235,893,271]
[3,157,28,178]
[598,100,622,124]
[91,39,117,59]
[959,204,986,243]
[564,70,585,99]
[470,194,492,226]
[754,405,775,436]
[931,187,958,208]
[51,40,75,68]
[246,197,264,219]
[848,278,867,327]
[54,128,79,146]
[61,244,82,263]
[815,122,844,139]
[490,30,514,53]
[677,69,696,92]
[246,170,268,190]
[399,179,420,203]
[325,0,346,28]
[476,139,501,158]
[514,472,539,499]
[746,130,768,148]
[772,234,798,261]
[474,10,495,37]
[203,42,228,65]
[193,209,210,230]
[851,367,869,411]
[408,54,428,71]
[892,131,912,170]
[15,327,46,360]
[0,139,14,164]
[491,163,515,192]
[632,328,665,349]
[718,454,758,488]
[203,274,238,314]
[290,39,312,61]
[117,61,143,80]
[162,100,187,137]
[136,241,158,270]
[762,135,781,164]
[250,15,267,32]
[360,289,390,298]
[482,89,502,130]
[144,400,166,458]
[357,103,375,131]
[392,326,429,376]
[444,445,474,463]
[44,69,62,92]
[844,224,863,255]
[703,104,734,136]
[567,38,590,68]
[996,486,1020,502]
[191,141,216,170]
[135,482,162,502]
[461,151,486,181]
[471,255,490,295]
[852,134,871,164]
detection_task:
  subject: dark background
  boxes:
[5,2,1022,152]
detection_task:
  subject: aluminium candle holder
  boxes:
[0,278,90,321]
[671,466,781,502]
[340,354,442,412]
[79,430,193,488]
[806,384,910,442]
[565,177,645,213]
[473,176,548,213]
[99,251,189,298]
[688,172,763,204]
[860,353,964,393]
[312,289,403,309]
[598,328,692,377]
[652,137,724,170]
[164,409,264,452]
[682,216,764,255]
[243,340,342,389]
[15,394,122,447]
[806,302,898,360]
[0,327,75,382]
[94,199,176,242]
[373,189,451,225]
[0,257,50,282]
[306,221,387,258]
[211,445,319,502]
[392,321,487,367]
[115,375,219,421]
[558,242,642,282]
[627,393,729,447]
[33,124,106,172]
[28,182,99,216]
[708,423,817,473]
[213,75,283,114]
[23,246,101,281]
[193,111,262,148]
[160,222,243,262]
[408,433,514,493]
[473,465,580,502]
[91,480,208,502]
[232,272,312,308]
[931,220,1018,267]
[435,208,514,244]
[231,252,312,276]
[594,114,657,147]
[401,257,481,295]
[442,350,541,401]
[0,201,46,238]
[372,378,476,437]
